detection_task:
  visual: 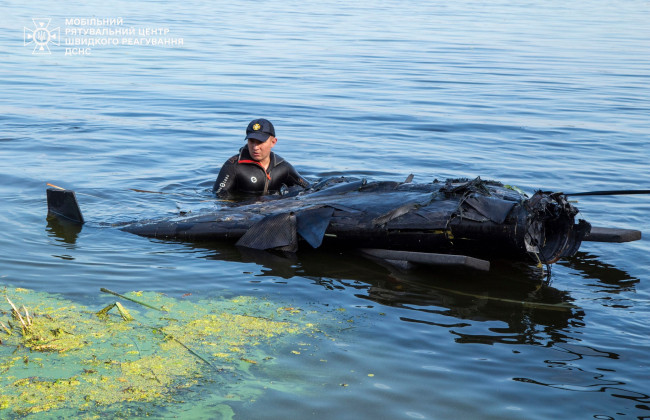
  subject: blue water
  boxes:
[1,0,649,418]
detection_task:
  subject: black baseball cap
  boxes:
[245,118,275,142]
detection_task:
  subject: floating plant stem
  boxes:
[22,305,32,326]
[157,328,220,373]
[100,288,166,311]
[96,302,135,321]
[6,296,27,331]
[114,302,134,321]
[96,303,116,318]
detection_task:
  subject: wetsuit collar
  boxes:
[237,147,284,168]
[237,147,280,180]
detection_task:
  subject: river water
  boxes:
[1,0,649,418]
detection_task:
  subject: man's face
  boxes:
[247,136,277,163]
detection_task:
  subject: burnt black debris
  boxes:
[120,177,590,264]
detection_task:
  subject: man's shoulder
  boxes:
[271,152,286,167]
[224,154,239,165]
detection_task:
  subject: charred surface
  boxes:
[121,177,590,264]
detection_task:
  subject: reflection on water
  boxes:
[197,242,588,337]
[188,240,648,418]
[562,251,640,289]
[127,239,644,346]
[46,215,83,245]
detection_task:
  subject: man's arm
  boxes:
[212,156,238,197]
[283,163,310,189]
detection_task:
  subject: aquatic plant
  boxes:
[0,287,324,418]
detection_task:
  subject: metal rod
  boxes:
[566,189,650,197]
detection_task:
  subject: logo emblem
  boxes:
[24,18,60,55]
[252,123,261,131]
[250,176,258,183]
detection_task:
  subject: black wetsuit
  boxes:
[212,147,309,198]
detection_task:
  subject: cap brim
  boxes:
[246,132,272,142]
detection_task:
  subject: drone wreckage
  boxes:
[47,176,641,272]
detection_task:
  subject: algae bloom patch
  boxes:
[0,287,323,418]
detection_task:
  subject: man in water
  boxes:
[213,118,310,198]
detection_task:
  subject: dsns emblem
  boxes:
[250,176,258,183]
[252,123,261,131]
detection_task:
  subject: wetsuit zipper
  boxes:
[263,171,270,194]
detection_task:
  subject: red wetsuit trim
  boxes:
[238,159,272,180]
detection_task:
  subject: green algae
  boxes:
[0,287,326,418]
